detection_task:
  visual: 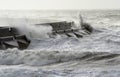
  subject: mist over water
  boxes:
[0,10,120,77]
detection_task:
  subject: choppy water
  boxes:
[0,10,120,77]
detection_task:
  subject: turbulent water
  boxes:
[0,10,120,77]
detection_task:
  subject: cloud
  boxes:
[0,0,119,10]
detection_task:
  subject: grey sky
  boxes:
[0,0,119,10]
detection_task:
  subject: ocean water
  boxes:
[0,10,120,77]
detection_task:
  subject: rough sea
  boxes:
[0,10,120,77]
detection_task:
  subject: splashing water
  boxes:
[0,10,120,77]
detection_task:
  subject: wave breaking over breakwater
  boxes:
[0,10,120,77]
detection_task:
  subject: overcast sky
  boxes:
[0,0,119,10]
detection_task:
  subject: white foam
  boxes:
[0,10,120,77]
